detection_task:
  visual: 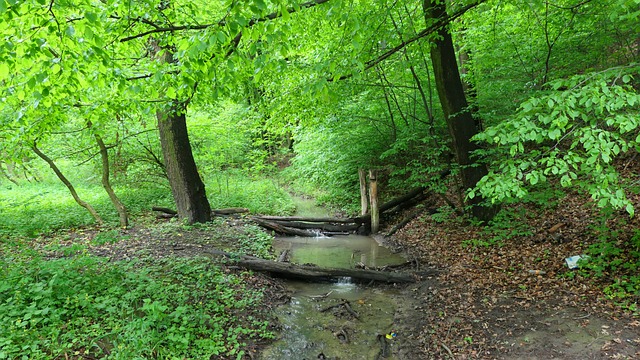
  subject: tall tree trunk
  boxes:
[32,142,104,224]
[157,105,212,223]
[423,0,497,222]
[92,128,129,228]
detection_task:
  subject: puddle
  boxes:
[273,234,403,269]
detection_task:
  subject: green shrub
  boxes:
[0,252,273,359]
[205,170,295,216]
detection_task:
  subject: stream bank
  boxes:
[258,196,420,360]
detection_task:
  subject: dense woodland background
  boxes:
[1,0,639,358]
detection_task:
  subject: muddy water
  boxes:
[260,198,407,360]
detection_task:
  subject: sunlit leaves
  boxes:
[474,66,640,215]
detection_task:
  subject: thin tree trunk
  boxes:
[157,106,212,223]
[369,170,379,234]
[0,162,19,185]
[423,0,498,222]
[359,169,368,215]
[32,142,104,224]
[93,128,129,227]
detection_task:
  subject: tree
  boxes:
[157,105,212,223]
[32,141,104,224]
[423,0,497,221]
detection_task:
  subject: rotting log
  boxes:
[204,249,419,283]
[152,206,249,217]
[271,220,359,232]
[252,217,319,237]
[253,184,441,236]
[359,169,368,215]
[213,207,249,215]
[152,206,178,215]
[256,215,356,223]
[369,170,379,234]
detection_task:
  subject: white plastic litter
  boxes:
[565,255,587,269]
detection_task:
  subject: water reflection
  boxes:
[262,234,406,360]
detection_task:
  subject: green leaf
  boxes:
[65,25,75,37]
[166,86,176,99]
[626,203,634,216]
[0,62,8,81]
[217,31,226,43]
[281,3,290,20]
[85,11,98,23]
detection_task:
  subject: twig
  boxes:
[573,313,591,320]
[343,301,360,320]
[320,301,344,312]
[441,343,455,359]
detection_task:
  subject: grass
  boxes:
[205,170,296,216]
[0,169,295,238]
[0,181,173,237]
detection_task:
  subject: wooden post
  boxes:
[369,170,379,234]
[359,169,368,216]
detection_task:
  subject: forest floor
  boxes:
[384,192,640,359]
[31,196,640,359]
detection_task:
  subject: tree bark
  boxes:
[157,106,212,224]
[32,142,104,224]
[359,169,368,215]
[423,0,497,222]
[93,129,129,227]
[369,170,379,234]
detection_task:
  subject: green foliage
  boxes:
[176,218,275,259]
[572,223,640,313]
[472,66,640,215]
[463,207,534,248]
[91,230,128,246]
[285,118,378,212]
[0,251,272,359]
[189,103,260,173]
[0,179,172,237]
[205,170,295,216]
[235,224,275,259]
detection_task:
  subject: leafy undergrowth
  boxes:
[391,190,640,359]
[0,216,286,360]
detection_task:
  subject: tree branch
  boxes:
[330,1,485,81]
[119,0,331,43]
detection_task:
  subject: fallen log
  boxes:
[152,206,177,215]
[252,217,319,237]
[152,206,250,217]
[354,187,427,224]
[385,209,424,238]
[253,184,441,236]
[256,215,356,224]
[213,207,249,215]
[204,249,418,283]
[271,220,359,232]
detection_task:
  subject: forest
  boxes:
[1,0,639,358]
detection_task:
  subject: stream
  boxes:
[260,197,408,360]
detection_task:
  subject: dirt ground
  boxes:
[384,198,640,360]
[38,207,640,359]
